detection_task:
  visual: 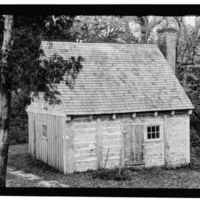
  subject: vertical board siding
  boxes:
[42,114,48,164]
[35,113,40,160]
[27,112,33,155]
[48,114,52,166]
[28,111,65,172]
[63,117,66,173]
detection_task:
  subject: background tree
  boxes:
[1,14,200,187]
[70,16,138,43]
[163,16,200,146]
[0,15,83,187]
[0,15,13,188]
[132,16,165,43]
[70,16,167,44]
[174,17,200,140]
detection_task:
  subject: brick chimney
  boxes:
[157,28,177,75]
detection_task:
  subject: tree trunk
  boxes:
[0,15,13,188]
[0,92,11,187]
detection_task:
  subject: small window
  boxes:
[147,125,160,140]
[42,123,47,138]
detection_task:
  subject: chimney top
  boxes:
[157,27,177,75]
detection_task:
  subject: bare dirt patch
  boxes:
[8,167,41,180]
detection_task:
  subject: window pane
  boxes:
[147,133,151,139]
[42,124,47,138]
[156,132,160,138]
[147,126,160,140]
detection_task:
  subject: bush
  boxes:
[190,127,200,148]
[9,92,28,145]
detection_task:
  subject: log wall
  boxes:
[64,113,190,173]
[165,115,190,167]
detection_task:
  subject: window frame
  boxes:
[42,123,48,140]
[145,124,162,142]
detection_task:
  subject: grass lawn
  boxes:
[7,144,200,188]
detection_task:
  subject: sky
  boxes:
[185,16,196,26]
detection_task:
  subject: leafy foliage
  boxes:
[132,16,165,43]
[0,15,83,144]
[190,128,200,148]
[70,16,138,43]
[1,15,83,106]
[9,92,28,145]
[41,55,83,104]
[177,65,200,148]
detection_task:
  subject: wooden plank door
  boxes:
[123,124,144,166]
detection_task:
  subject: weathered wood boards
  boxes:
[123,124,144,166]
[63,114,190,173]
[63,118,122,173]
[27,104,190,174]
[28,112,65,172]
[27,97,66,172]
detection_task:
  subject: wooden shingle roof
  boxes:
[41,41,194,115]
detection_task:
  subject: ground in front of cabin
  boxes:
[6,144,200,188]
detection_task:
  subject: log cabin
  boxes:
[26,28,194,173]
